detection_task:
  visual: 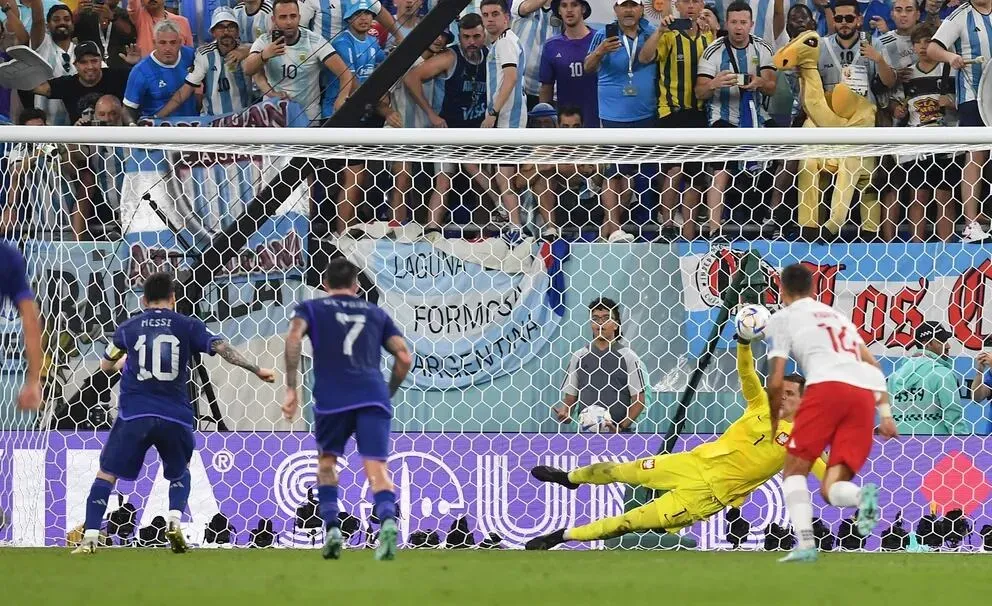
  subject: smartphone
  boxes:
[605,23,619,39]
[272,29,284,42]
[736,73,750,86]
[669,18,694,31]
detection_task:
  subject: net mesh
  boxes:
[2,129,991,552]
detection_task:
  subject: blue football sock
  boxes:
[84,478,113,532]
[318,485,340,530]
[373,490,396,523]
[168,470,191,514]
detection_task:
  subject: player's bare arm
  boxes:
[212,339,275,382]
[385,334,412,396]
[766,356,787,434]
[282,316,307,419]
[16,297,42,411]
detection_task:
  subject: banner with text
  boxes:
[2,431,991,550]
[340,238,568,390]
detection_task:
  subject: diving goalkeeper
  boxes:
[526,340,826,549]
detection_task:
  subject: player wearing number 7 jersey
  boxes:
[72,272,275,555]
[282,258,412,561]
[765,263,899,563]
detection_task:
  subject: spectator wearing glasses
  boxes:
[155,10,253,117]
[30,3,76,125]
[29,41,134,125]
[817,0,895,106]
[539,0,598,127]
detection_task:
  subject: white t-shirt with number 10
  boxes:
[250,28,336,121]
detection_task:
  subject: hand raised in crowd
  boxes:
[976,352,992,371]
[261,36,286,61]
[860,39,883,63]
[869,16,888,33]
[119,43,140,65]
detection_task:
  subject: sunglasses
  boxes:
[833,14,857,23]
[61,52,71,72]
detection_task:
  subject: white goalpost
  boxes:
[1,126,991,551]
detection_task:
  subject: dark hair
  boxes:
[558,104,583,124]
[780,263,813,298]
[459,12,483,29]
[787,3,814,20]
[479,0,508,13]
[143,272,176,303]
[589,297,621,337]
[272,0,299,10]
[725,0,752,19]
[47,4,72,21]
[832,0,860,13]
[324,258,360,289]
[783,373,806,394]
[18,108,47,125]
[911,21,937,44]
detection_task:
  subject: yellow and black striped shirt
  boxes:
[656,29,715,118]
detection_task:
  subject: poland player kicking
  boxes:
[765,263,899,563]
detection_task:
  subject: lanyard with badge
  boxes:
[621,32,639,96]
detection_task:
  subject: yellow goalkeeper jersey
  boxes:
[692,343,826,507]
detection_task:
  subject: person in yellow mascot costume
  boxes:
[774,31,879,240]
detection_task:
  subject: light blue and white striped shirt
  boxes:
[933,2,992,104]
[486,28,527,128]
[510,1,559,95]
[697,35,775,126]
[186,42,252,115]
[230,0,272,43]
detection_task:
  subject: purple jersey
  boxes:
[0,240,33,307]
[106,309,221,427]
[539,31,599,127]
[293,294,403,415]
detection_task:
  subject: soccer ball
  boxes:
[578,406,611,433]
[735,304,771,342]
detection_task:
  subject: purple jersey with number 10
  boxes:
[293,295,403,414]
[539,32,599,127]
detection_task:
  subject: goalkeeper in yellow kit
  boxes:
[525,340,826,549]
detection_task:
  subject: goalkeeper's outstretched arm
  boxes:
[736,340,765,410]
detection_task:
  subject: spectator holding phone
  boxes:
[585,0,656,242]
[695,1,776,239]
[75,0,137,71]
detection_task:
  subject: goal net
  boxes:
[2,122,992,552]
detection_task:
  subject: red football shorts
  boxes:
[787,381,877,474]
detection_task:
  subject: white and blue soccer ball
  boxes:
[735,304,771,342]
[578,406,611,433]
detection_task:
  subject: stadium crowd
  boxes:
[0,0,989,243]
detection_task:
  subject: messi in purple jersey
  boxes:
[283,258,411,561]
[73,272,273,556]
[539,31,599,126]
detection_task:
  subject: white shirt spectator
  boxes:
[510,0,559,96]
[817,32,881,104]
[697,35,775,126]
[250,27,336,120]
[932,2,992,105]
[877,29,914,104]
[34,35,76,125]
[486,28,527,128]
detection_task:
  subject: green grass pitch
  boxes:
[3,548,991,605]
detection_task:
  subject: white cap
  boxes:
[614,0,643,5]
[210,9,238,31]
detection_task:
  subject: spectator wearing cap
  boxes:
[30,40,133,125]
[155,10,252,117]
[888,321,969,435]
[511,0,560,109]
[586,0,657,242]
[539,0,597,127]
[123,19,195,122]
[128,0,193,56]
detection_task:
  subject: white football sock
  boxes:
[82,528,100,541]
[782,475,816,550]
[168,510,182,528]
[827,481,861,508]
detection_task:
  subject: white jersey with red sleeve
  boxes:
[764,297,887,392]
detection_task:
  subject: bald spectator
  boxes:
[128,0,192,56]
[94,93,124,125]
